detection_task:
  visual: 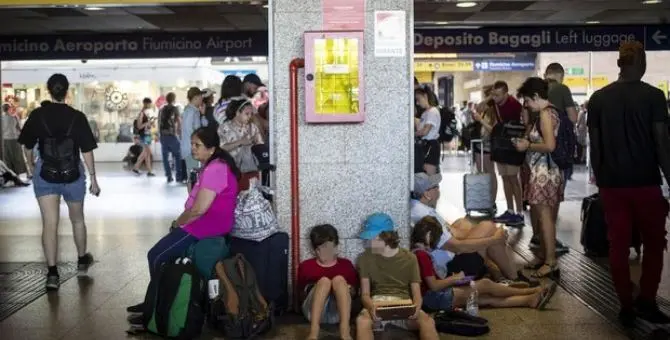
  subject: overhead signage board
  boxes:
[0,31,268,61]
[473,58,535,71]
[646,25,670,51]
[414,61,474,72]
[415,25,670,53]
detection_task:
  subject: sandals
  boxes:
[532,263,560,279]
[524,260,544,270]
[535,282,558,310]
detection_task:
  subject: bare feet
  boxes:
[306,328,319,340]
[339,325,353,340]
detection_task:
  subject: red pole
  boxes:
[289,58,304,311]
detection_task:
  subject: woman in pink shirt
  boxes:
[126,126,240,314]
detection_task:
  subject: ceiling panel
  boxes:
[465,11,517,22]
[480,1,534,12]
[122,6,174,15]
[0,1,668,35]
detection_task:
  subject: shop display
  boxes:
[105,87,129,112]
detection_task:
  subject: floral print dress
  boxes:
[525,108,564,206]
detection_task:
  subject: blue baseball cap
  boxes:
[360,212,395,240]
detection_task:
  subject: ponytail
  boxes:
[205,146,242,181]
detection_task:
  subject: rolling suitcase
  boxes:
[229,231,289,315]
[464,139,494,216]
[580,193,642,257]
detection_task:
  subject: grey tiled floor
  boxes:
[0,161,637,339]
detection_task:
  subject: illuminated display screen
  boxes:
[313,37,360,115]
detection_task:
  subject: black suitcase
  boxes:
[580,194,609,256]
[229,232,289,315]
[580,193,642,257]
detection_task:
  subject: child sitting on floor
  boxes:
[356,212,439,340]
[411,216,558,312]
[297,224,358,340]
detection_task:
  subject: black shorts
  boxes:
[447,253,487,280]
[423,139,441,166]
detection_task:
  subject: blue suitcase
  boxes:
[229,232,289,315]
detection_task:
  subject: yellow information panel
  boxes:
[414,61,474,72]
[415,72,433,84]
[564,76,588,88]
[658,81,668,98]
[313,37,360,115]
[0,0,219,4]
[591,76,609,89]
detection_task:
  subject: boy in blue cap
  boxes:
[355,213,439,340]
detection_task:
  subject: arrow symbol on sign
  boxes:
[652,30,667,44]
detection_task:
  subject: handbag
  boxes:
[490,105,526,166]
[235,145,259,173]
[232,181,279,242]
[234,126,259,173]
[434,310,490,336]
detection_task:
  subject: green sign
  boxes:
[566,67,584,75]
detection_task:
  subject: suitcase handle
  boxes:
[470,139,484,174]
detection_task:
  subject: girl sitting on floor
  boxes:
[411,216,558,312]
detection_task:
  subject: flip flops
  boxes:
[536,282,558,310]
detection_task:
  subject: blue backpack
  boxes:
[536,105,576,170]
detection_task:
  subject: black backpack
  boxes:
[159,105,178,135]
[208,255,273,339]
[434,310,490,337]
[438,106,458,143]
[39,115,80,184]
[536,105,576,170]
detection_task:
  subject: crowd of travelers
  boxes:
[413,40,670,333]
[2,39,669,339]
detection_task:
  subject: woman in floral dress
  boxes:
[513,77,564,279]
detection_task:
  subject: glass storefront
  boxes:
[3,80,200,144]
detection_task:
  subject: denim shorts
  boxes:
[33,161,87,202]
[139,135,152,145]
[422,288,454,311]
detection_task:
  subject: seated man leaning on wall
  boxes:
[410,173,535,287]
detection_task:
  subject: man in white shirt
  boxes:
[411,173,535,286]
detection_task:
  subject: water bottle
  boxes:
[466,280,479,316]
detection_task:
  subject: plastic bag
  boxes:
[232,181,279,242]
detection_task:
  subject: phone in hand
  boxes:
[454,275,475,286]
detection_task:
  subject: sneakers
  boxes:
[127,314,145,326]
[77,253,94,276]
[529,236,541,249]
[126,302,145,314]
[494,211,525,227]
[555,241,570,255]
[529,237,570,255]
[46,274,60,291]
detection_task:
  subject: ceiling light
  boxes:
[84,6,104,11]
[642,0,662,4]
[263,4,269,8]
[435,21,449,25]
[586,21,600,24]
[456,1,478,8]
